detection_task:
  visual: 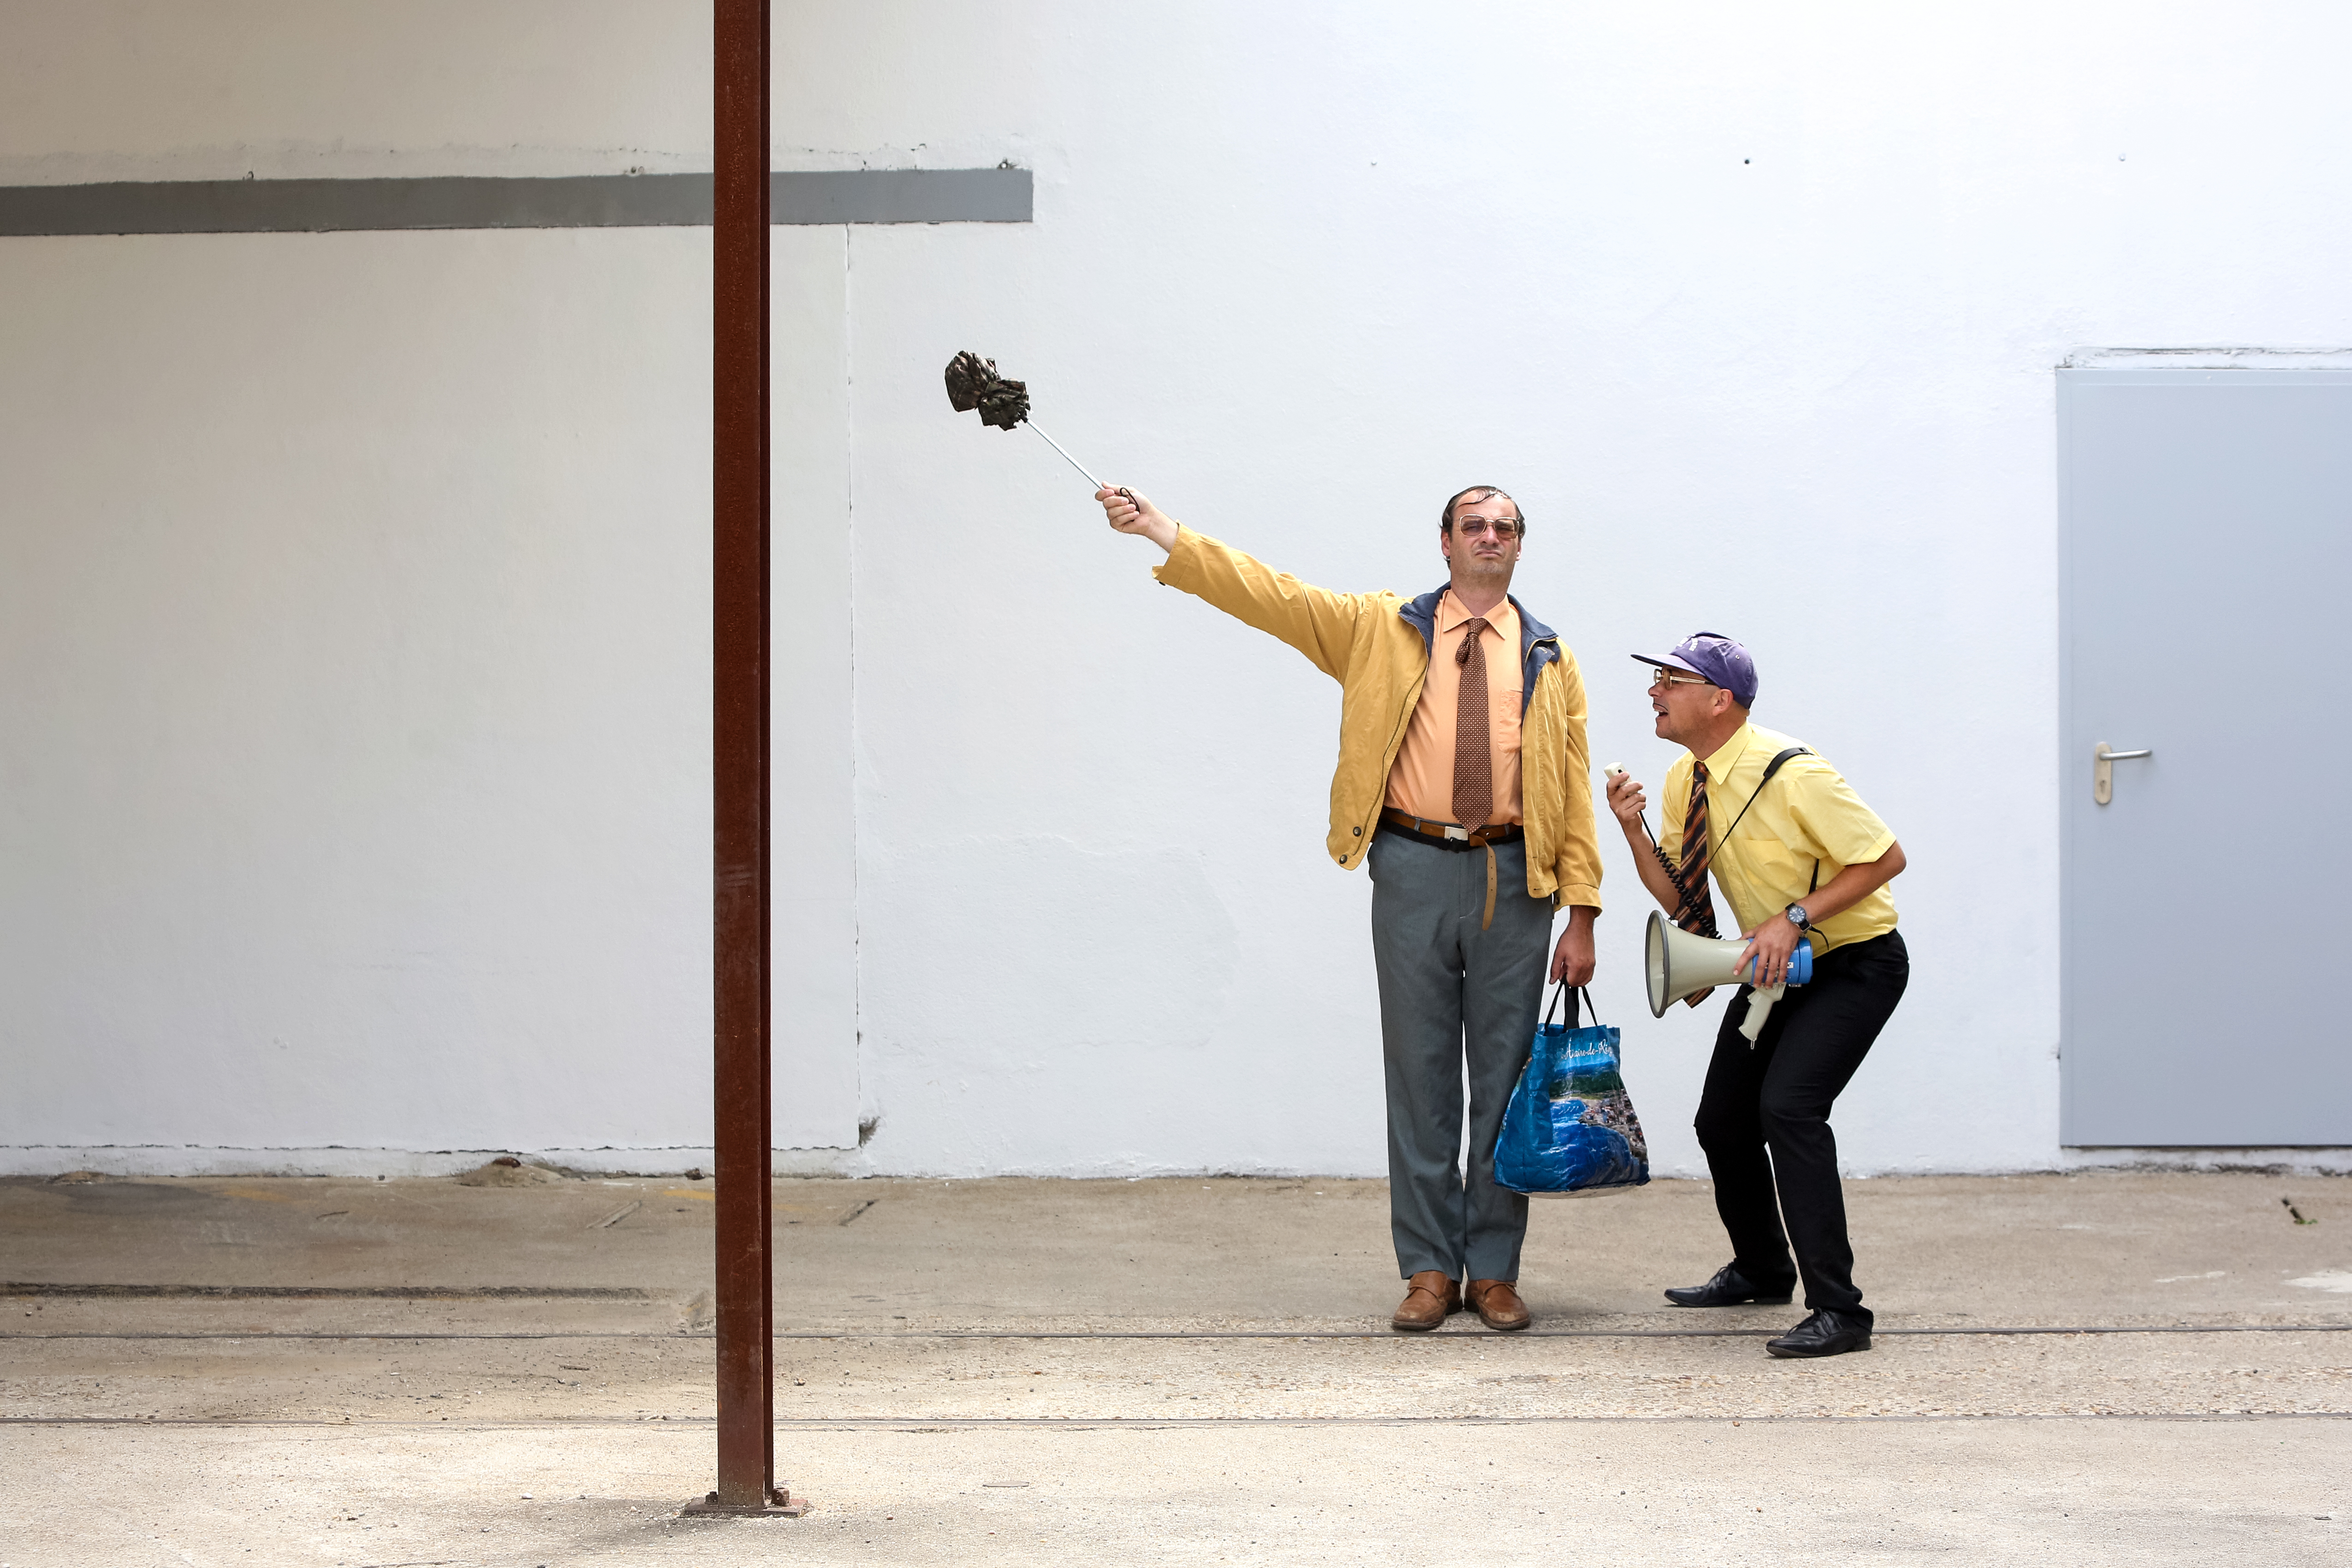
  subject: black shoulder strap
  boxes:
[1758,745,1810,786]
[1714,747,1810,848]
[1711,745,1826,895]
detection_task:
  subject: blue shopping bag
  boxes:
[1494,985,1650,1197]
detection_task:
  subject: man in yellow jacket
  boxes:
[1096,483,1603,1332]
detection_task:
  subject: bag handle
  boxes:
[1542,982,1607,1031]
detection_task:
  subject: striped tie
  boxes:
[1675,762,1721,937]
[1674,764,1722,1006]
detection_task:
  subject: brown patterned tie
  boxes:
[1451,618,1502,932]
[1674,762,1722,1005]
[1451,618,1493,829]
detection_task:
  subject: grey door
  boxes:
[2060,368,2352,1146]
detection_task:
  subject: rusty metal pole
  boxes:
[697,0,792,1519]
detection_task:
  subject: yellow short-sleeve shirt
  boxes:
[1659,721,1898,955]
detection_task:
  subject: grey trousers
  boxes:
[1367,829,1553,1283]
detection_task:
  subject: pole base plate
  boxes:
[681,1487,808,1518]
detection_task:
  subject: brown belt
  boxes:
[1377,809,1524,931]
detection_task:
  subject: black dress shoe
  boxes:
[1765,1309,1872,1358]
[1663,1264,1795,1309]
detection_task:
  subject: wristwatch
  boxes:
[1784,903,1812,931]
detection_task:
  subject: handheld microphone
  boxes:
[1606,766,1714,938]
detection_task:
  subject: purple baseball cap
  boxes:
[1633,631,1758,708]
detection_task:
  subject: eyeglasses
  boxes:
[1453,518,1522,539]
[1644,668,1715,689]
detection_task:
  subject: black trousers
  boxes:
[1693,929,1908,1326]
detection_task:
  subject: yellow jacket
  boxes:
[1153,525,1603,909]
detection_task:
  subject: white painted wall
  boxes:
[6,1,2350,1177]
[0,1,869,1172]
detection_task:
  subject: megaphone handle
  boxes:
[1738,980,1786,1045]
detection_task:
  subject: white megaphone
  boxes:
[1645,909,1814,1043]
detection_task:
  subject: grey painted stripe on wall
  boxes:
[0,168,1031,237]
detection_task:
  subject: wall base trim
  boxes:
[7,1145,2346,1181]
[0,1145,858,1180]
[2054,1146,2352,1175]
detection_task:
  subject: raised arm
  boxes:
[1097,485,1372,682]
[1099,486,1177,552]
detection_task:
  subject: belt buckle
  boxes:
[1442,824,1470,842]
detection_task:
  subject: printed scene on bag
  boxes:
[1548,1038,1650,1167]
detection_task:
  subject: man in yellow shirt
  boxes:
[1606,632,1908,1359]
[1094,482,1603,1332]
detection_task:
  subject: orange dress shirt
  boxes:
[1383,590,1524,826]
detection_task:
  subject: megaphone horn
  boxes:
[1644,909,1814,1043]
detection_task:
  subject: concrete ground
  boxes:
[2,1170,2347,1565]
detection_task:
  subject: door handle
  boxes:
[2092,742,2152,806]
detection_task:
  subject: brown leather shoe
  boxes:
[1467,1277,1531,1331]
[1390,1270,1461,1331]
